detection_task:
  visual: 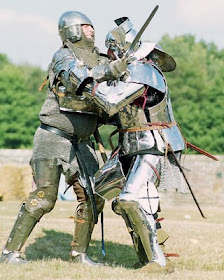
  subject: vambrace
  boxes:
[89,64,112,83]
[83,81,145,117]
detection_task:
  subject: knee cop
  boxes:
[26,158,62,221]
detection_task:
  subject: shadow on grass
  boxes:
[26,229,138,268]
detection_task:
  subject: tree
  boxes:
[0,59,46,148]
[159,34,224,154]
[0,35,223,154]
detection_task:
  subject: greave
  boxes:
[121,209,148,265]
[71,197,104,254]
[71,202,94,253]
[4,203,39,252]
[120,200,166,266]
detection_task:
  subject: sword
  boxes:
[123,5,159,60]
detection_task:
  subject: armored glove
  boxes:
[89,59,127,83]
[109,59,127,79]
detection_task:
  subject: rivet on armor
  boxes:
[30,199,38,207]
[37,191,45,198]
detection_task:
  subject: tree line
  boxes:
[0,34,223,154]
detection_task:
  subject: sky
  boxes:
[0,0,223,70]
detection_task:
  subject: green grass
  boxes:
[0,195,224,280]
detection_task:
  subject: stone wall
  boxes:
[0,149,223,205]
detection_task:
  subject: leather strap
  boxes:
[40,123,74,141]
[38,76,49,91]
[165,253,180,258]
[117,122,176,133]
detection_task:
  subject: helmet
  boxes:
[58,11,93,43]
[105,17,141,58]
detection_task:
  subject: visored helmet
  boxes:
[58,11,93,43]
[105,17,141,58]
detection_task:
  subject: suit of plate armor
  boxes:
[0,11,127,265]
[84,17,186,272]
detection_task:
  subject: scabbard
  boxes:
[72,137,98,224]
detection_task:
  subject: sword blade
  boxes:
[124,5,159,59]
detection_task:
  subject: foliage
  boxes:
[0,55,46,148]
[0,35,223,153]
[159,34,224,154]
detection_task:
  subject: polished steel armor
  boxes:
[88,18,186,270]
[84,81,145,116]
[105,17,141,58]
[58,11,93,43]
[126,61,166,92]
[88,59,185,154]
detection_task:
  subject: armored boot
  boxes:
[70,198,104,266]
[0,203,38,264]
[0,250,28,264]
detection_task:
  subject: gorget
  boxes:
[65,40,100,68]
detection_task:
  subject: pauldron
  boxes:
[48,47,105,116]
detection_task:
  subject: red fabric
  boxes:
[132,85,149,109]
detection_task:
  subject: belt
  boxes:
[40,123,75,142]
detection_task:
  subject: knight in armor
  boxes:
[82,16,187,273]
[0,11,127,265]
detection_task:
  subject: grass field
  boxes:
[0,193,224,280]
